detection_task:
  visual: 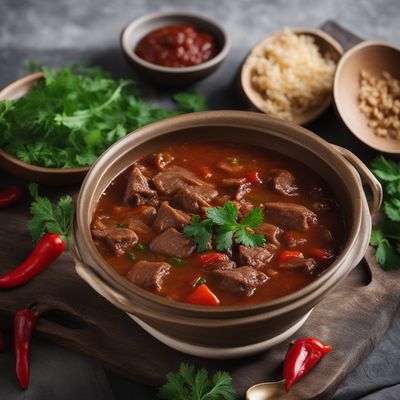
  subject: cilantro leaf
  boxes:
[215,226,234,252]
[369,156,400,270]
[240,207,263,229]
[27,183,74,244]
[383,199,400,221]
[0,63,207,169]
[183,216,213,253]
[186,202,265,252]
[158,363,236,400]
[173,92,208,112]
[375,239,400,270]
[207,201,238,226]
[371,156,400,183]
[235,228,265,248]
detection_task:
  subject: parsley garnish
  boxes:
[167,257,185,265]
[195,278,207,287]
[127,252,136,261]
[117,223,127,228]
[135,243,148,251]
[184,201,265,252]
[158,363,236,400]
[27,183,74,244]
[0,64,207,169]
[370,156,400,270]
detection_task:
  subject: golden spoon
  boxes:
[246,379,296,400]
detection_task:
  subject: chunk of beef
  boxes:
[91,217,108,232]
[153,201,191,233]
[256,223,282,245]
[235,183,252,201]
[153,152,174,171]
[201,254,237,271]
[152,166,213,195]
[173,185,218,213]
[269,169,298,196]
[124,218,155,244]
[218,158,244,174]
[264,202,317,231]
[221,178,246,186]
[211,260,237,271]
[212,266,269,296]
[123,166,158,206]
[149,228,196,258]
[126,260,171,292]
[279,258,317,274]
[92,227,138,256]
[239,245,273,269]
[124,205,157,224]
[282,231,307,248]
[220,177,251,201]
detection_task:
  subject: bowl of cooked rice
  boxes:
[240,28,343,125]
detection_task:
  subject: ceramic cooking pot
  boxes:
[73,111,381,357]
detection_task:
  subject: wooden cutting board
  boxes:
[0,21,399,400]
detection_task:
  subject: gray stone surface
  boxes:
[1,0,400,51]
[0,1,399,399]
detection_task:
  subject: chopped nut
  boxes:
[358,70,400,140]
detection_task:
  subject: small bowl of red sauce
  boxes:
[121,12,230,86]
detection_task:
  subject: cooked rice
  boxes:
[250,29,336,121]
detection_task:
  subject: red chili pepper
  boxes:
[195,251,226,266]
[307,248,334,261]
[283,337,332,392]
[184,284,220,306]
[0,186,22,209]
[14,309,39,390]
[0,233,65,288]
[279,250,304,261]
[246,171,262,184]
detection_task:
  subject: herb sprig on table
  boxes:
[27,183,74,244]
[0,63,207,168]
[370,156,400,270]
[158,363,236,400]
[184,201,265,252]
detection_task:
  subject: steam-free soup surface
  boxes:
[91,142,346,306]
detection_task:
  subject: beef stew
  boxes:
[91,142,346,307]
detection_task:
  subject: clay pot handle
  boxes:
[332,145,382,215]
[73,253,140,316]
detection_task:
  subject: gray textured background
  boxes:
[1,0,400,399]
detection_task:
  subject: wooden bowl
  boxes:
[0,73,88,185]
[73,110,381,355]
[120,12,230,86]
[333,41,400,154]
[240,28,343,125]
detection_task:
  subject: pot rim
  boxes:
[75,110,366,315]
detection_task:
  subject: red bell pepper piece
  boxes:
[195,252,226,266]
[279,250,304,261]
[283,337,332,391]
[0,186,22,209]
[246,171,262,184]
[199,166,212,179]
[14,309,39,390]
[184,284,220,306]
[0,233,65,288]
[307,248,334,261]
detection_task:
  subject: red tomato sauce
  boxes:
[134,24,218,68]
